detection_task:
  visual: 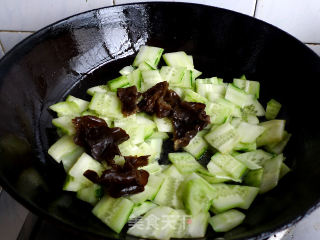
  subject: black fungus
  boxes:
[117,86,141,116]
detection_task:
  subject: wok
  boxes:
[0,2,320,240]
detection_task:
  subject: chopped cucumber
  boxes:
[86,85,108,96]
[61,146,84,172]
[183,89,208,104]
[168,152,203,174]
[260,154,284,193]
[279,163,291,179]
[205,99,234,125]
[234,142,257,152]
[163,51,194,69]
[266,99,282,120]
[49,101,80,117]
[76,184,103,205]
[196,82,226,101]
[93,195,134,233]
[233,78,260,99]
[119,65,134,75]
[265,130,291,154]
[107,75,130,92]
[160,66,185,86]
[153,116,173,132]
[234,149,273,170]
[133,45,164,68]
[127,69,142,90]
[257,120,285,146]
[139,161,162,175]
[148,131,169,140]
[88,92,122,118]
[138,61,154,71]
[48,135,79,163]
[52,116,75,135]
[129,201,158,220]
[175,69,193,88]
[205,123,240,153]
[183,134,208,159]
[244,169,264,187]
[209,209,245,232]
[66,95,89,112]
[141,70,163,91]
[225,84,254,108]
[236,121,265,143]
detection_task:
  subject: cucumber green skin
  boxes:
[107,75,130,92]
[128,201,158,220]
[259,154,283,193]
[266,99,281,120]
[76,184,103,205]
[243,169,264,187]
[209,209,245,232]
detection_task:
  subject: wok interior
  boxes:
[0,3,320,240]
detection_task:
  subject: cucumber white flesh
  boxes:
[107,75,130,92]
[66,95,89,113]
[205,123,240,153]
[182,177,214,215]
[210,184,259,213]
[209,153,247,180]
[186,212,210,238]
[160,66,185,86]
[209,209,245,232]
[257,120,285,147]
[127,206,176,240]
[61,146,84,172]
[163,51,194,69]
[225,84,254,108]
[139,161,162,175]
[130,174,164,203]
[242,99,266,117]
[183,134,208,159]
[266,99,282,120]
[86,85,108,96]
[176,69,193,88]
[205,99,234,125]
[153,116,173,133]
[49,101,80,117]
[197,167,233,183]
[141,70,163,92]
[236,121,265,143]
[234,142,257,152]
[244,169,264,187]
[171,87,184,97]
[113,155,125,166]
[63,153,104,192]
[196,82,226,101]
[235,149,273,170]
[128,201,158,220]
[48,135,79,163]
[260,154,284,193]
[265,130,291,154]
[133,45,164,68]
[119,65,134,75]
[127,69,142,91]
[148,131,169,140]
[76,184,103,205]
[183,89,208,104]
[99,116,113,127]
[145,138,163,161]
[233,78,260,99]
[81,110,97,117]
[279,163,291,179]
[191,69,202,89]
[243,114,259,124]
[168,152,203,174]
[93,196,134,234]
[88,92,122,118]
[197,77,223,85]
[52,116,75,135]
[138,61,154,71]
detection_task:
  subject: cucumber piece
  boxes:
[93,195,134,233]
[139,161,162,175]
[209,209,245,232]
[191,69,202,81]
[183,134,209,159]
[138,61,154,71]
[257,120,285,147]
[236,121,265,143]
[148,131,169,140]
[127,69,142,90]
[243,169,264,187]
[196,82,226,101]
[163,51,194,69]
[168,152,203,174]
[81,110,97,116]
[260,154,284,193]
[265,131,291,154]
[185,212,210,238]
[153,116,173,133]
[279,163,291,179]
[107,75,130,92]
[146,138,163,161]
[177,69,193,88]
[266,99,282,120]
[183,89,208,104]
[48,135,79,163]
[61,146,84,172]
[225,84,254,108]
[119,65,134,75]
[197,77,223,84]
[160,66,185,86]
[127,206,176,240]
[49,101,80,117]
[171,87,184,97]
[209,153,247,180]
[243,114,259,124]
[130,174,164,203]
[182,177,213,215]
[141,70,163,91]
[233,78,260,99]
[66,95,89,113]
[197,167,233,184]
[133,45,164,68]
[242,99,266,116]
[234,142,257,152]
[52,116,75,135]
[205,123,240,153]
[86,85,108,96]
[205,99,234,124]
[210,184,259,213]
[63,153,104,192]
[234,149,273,170]
[129,201,158,220]
[88,92,122,118]
[76,184,103,205]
